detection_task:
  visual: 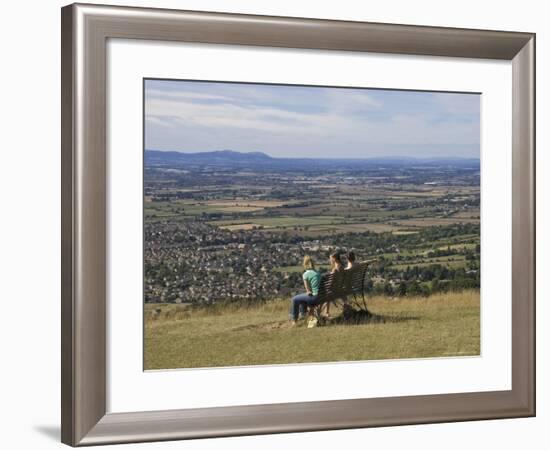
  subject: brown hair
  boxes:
[330,252,343,271]
[347,251,356,263]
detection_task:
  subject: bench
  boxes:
[308,261,374,323]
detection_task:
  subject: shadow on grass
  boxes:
[230,310,419,332]
[328,309,420,326]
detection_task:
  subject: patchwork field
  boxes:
[144,153,480,315]
[144,179,481,239]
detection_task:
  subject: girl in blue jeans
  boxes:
[289,255,321,325]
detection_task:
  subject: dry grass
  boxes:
[144,290,480,370]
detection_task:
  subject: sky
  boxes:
[144,79,480,159]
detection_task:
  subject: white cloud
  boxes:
[144,82,479,158]
[146,97,351,135]
[146,89,232,102]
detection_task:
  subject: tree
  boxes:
[398,282,407,296]
[383,281,393,296]
[408,280,421,296]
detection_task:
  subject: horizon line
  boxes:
[145,149,480,161]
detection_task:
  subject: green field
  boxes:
[145,185,481,237]
[144,290,480,370]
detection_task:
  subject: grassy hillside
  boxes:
[144,290,480,370]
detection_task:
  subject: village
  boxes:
[144,151,481,305]
[145,221,336,304]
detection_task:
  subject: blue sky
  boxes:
[145,79,480,159]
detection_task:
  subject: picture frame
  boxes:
[61,3,535,446]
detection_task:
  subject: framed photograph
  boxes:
[61,3,535,446]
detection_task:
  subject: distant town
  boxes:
[144,150,480,305]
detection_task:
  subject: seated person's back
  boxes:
[303,267,321,296]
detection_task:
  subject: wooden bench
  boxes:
[308,261,373,323]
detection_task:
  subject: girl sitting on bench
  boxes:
[289,255,321,325]
[323,252,345,319]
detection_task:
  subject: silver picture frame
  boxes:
[61,3,535,446]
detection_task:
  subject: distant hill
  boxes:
[145,149,272,166]
[145,149,480,170]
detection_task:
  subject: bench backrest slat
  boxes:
[317,262,369,302]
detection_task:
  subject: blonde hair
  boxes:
[303,255,315,270]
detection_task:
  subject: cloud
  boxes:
[146,89,232,103]
[144,81,480,158]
